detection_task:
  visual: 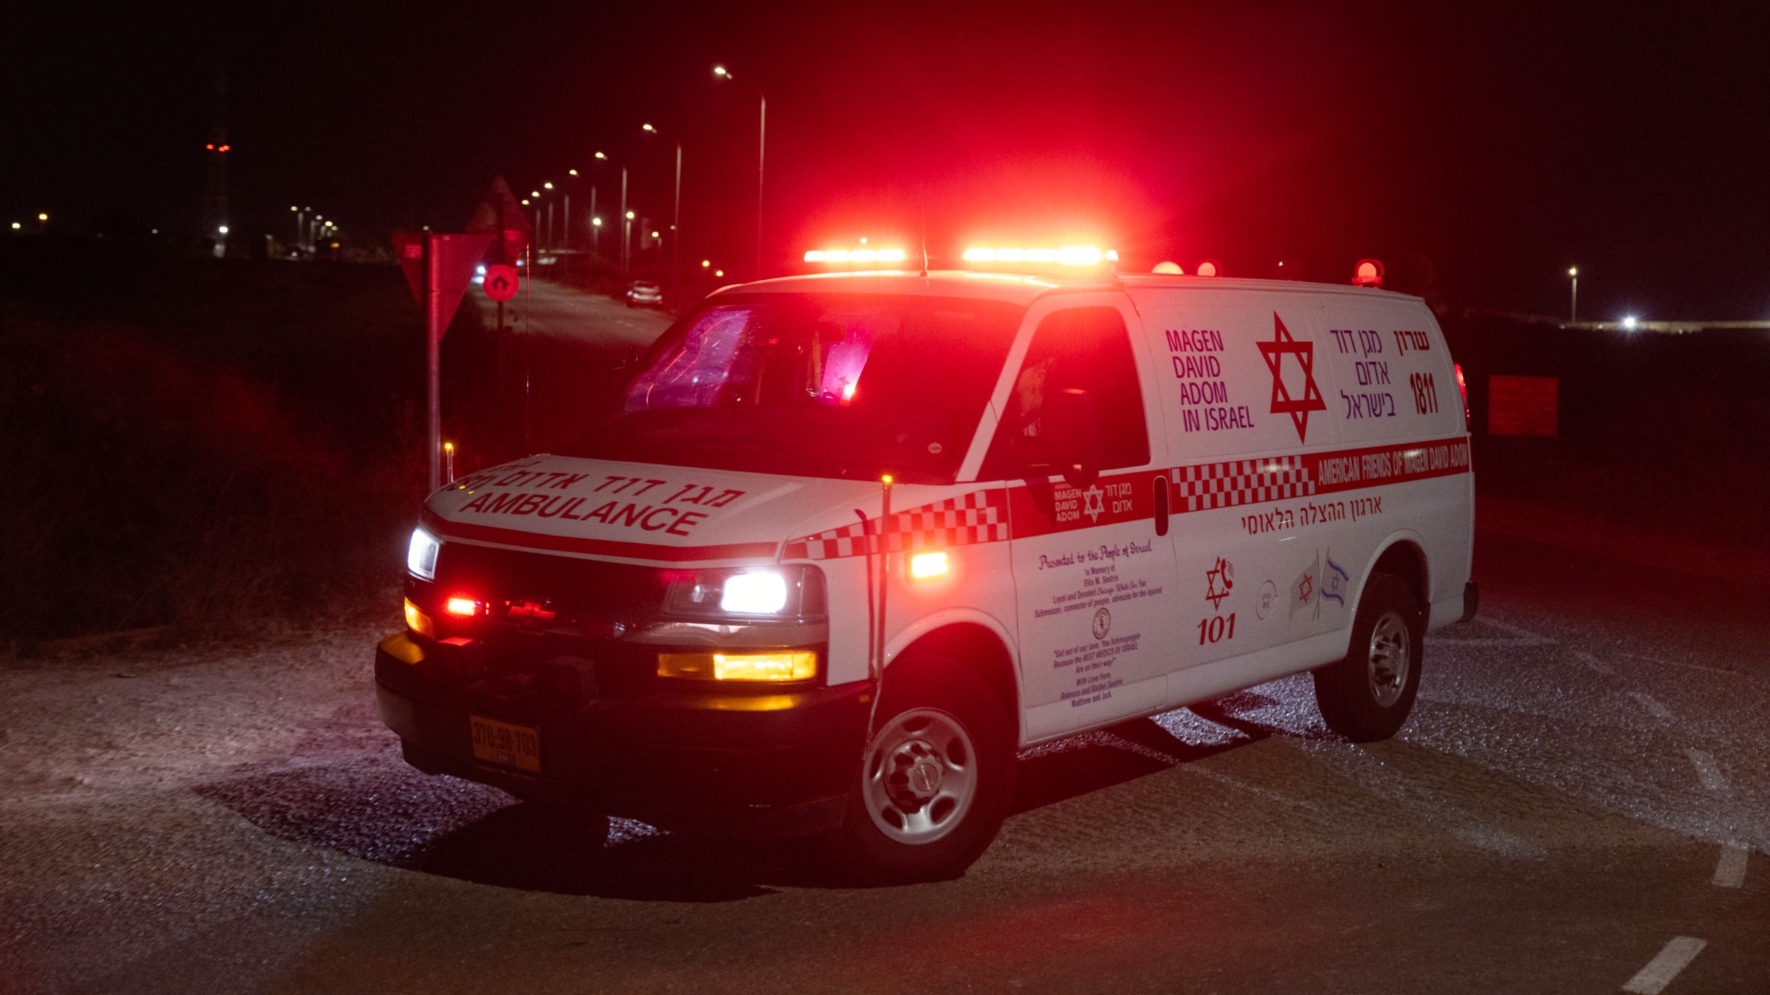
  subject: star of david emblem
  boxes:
[1257,313,1328,443]
[1205,556,1234,609]
[1296,572,1315,603]
[1082,484,1106,524]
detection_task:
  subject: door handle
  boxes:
[1153,474,1170,537]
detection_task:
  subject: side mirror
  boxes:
[1015,388,1100,488]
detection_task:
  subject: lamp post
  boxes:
[641,123,683,295]
[595,151,630,280]
[1568,267,1579,324]
[713,65,765,278]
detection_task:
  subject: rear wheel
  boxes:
[1313,574,1423,742]
[835,659,1014,884]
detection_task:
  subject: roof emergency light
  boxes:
[1196,259,1222,277]
[963,245,1117,267]
[1352,258,1384,288]
[804,247,908,264]
[1152,261,1184,274]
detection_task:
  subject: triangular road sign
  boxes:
[391,231,495,338]
[467,175,533,265]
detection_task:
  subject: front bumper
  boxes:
[374,631,870,838]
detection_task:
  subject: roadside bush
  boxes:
[0,309,420,643]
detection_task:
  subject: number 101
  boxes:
[1197,613,1236,645]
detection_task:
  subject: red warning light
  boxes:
[1196,259,1222,277]
[218,144,230,152]
[205,144,215,150]
[1352,258,1384,288]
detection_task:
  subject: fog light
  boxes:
[657,651,817,681]
[404,598,435,639]
[909,551,950,580]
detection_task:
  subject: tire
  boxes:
[1313,573,1424,742]
[834,659,1015,884]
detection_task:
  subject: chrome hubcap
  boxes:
[1368,611,1411,707]
[862,707,978,845]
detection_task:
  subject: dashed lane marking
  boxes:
[1621,936,1707,994]
[1713,845,1749,888]
[1627,692,1674,722]
[1574,650,1616,675]
[1686,748,1730,795]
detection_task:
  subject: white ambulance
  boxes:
[378,252,1477,882]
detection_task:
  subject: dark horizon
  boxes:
[6,1,1768,319]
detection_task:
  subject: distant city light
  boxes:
[568,169,578,176]
[218,225,229,234]
[10,222,19,230]
[643,123,656,132]
[543,182,553,190]
[38,213,47,222]
[1622,316,1638,330]
[592,216,603,226]
[715,269,724,277]
[625,211,635,219]
[702,259,710,267]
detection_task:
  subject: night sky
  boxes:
[6,1,1768,318]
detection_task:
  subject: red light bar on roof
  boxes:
[805,248,907,264]
[962,245,1117,267]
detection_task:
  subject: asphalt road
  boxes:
[3,511,1767,994]
[456,278,675,460]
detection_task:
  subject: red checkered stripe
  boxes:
[783,489,1008,561]
[1172,456,1315,512]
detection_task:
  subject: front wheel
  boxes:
[834,660,1015,884]
[1313,574,1424,742]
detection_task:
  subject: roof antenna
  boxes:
[919,193,929,277]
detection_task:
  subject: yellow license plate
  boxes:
[469,715,541,773]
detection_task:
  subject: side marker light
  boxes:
[404,598,436,639]
[909,551,950,580]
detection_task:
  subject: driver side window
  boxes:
[980,307,1150,480]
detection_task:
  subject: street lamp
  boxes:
[713,65,766,278]
[595,151,631,280]
[1568,267,1579,324]
[641,122,683,295]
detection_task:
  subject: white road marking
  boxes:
[1713,844,1749,888]
[1621,936,1706,994]
[1620,652,1741,677]
[1574,650,1615,676]
[1627,692,1674,721]
[1430,618,1554,647]
[1686,749,1730,795]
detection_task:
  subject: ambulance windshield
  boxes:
[570,293,1024,483]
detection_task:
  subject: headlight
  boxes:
[406,526,440,580]
[720,571,788,614]
[663,566,824,619]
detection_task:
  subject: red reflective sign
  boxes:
[483,264,519,302]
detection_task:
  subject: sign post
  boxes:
[394,230,493,492]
